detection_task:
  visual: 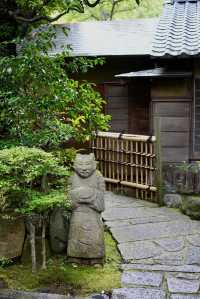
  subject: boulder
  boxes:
[21,237,50,265]
[163,194,182,208]
[49,208,70,254]
[0,215,25,259]
[181,196,200,220]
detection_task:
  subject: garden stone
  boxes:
[0,289,76,299]
[67,154,105,264]
[167,276,200,293]
[187,235,200,247]
[163,194,182,208]
[0,215,25,259]
[171,295,200,299]
[182,196,200,220]
[185,246,200,265]
[121,271,163,287]
[112,288,166,299]
[49,207,70,254]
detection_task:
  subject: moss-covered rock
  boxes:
[181,195,200,220]
[49,208,70,254]
[0,215,25,259]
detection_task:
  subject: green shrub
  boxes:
[53,147,77,168]
[0,257,12,268]
[0,146,69,213]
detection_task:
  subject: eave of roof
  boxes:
[151,0,200,57]
[115,67,192,78]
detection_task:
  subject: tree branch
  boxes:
[83,0,101,7]
[9,10,68,23]
[110,0,124,20]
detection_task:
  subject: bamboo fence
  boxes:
[90,131,157,201]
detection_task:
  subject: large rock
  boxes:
[0,215,25,259]
[163,163,200,195]
[49,208,70,254]
[181,196,200,220]
[163,194,182,208]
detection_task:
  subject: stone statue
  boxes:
[67,153,105,264]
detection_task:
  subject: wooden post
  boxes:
[41,216,47,270]
[155,117,164,205]
[29,220,36,273]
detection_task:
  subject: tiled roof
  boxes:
[50,18,158,57]
[151,0,200,57]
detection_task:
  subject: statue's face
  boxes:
[74,154,96,178]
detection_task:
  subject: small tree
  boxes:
[0,27,110,148]
[0,146,70,272]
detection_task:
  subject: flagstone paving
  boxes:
[102,192,200,299]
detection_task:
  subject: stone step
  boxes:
[121,263,200,273]
[0,290,71,299]
[111,288,166,299]
[0,289,108,299]
[121,271,163,287]
[171,295,200,299]
[166,276,200,294]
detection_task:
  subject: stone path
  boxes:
[102,192,200,299]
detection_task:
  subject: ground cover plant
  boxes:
[0,232,121,296]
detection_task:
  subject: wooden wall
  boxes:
[151,79,193,163]
[104,82,129,132]
[128,79,150,135]
[103,79,151,135]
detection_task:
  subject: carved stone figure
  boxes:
[67,153,105,264]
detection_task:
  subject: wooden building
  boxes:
[53,0,200,163]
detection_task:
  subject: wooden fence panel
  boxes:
[90,132,157,202]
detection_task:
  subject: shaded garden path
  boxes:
[103,192,200,299]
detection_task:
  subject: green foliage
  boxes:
[58,0,163,22]
[0,146,69,213]
[18,190,70,214]
[53,148,77,168]
[0,27,110,147]
[0,257,13,268]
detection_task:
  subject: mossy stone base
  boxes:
[67,257,104,266]
[0,215,25,259]
[182,196,200,220]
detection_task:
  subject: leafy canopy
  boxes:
[0,26,110,147]
[58,0,162,22]
[0,146,70,213]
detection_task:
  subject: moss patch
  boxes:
[0,231,121,296]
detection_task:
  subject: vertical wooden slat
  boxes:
[90,132,157,201]
[135,141,139,198]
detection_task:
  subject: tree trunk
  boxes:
[41,174,49,194]
[41,216,47,270]
[29,221,37,273]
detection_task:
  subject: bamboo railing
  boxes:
[90,132,157,201]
